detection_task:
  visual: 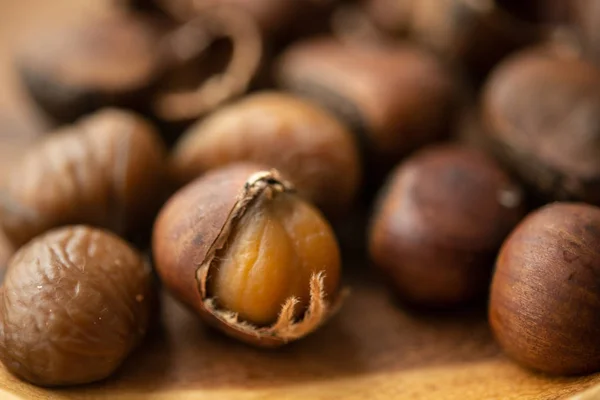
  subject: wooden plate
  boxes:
[0,1,599,398]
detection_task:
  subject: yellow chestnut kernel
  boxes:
[209,193,341,326]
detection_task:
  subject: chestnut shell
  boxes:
[490,202,600,375]
[153,163,342,347]
[369,145,524,306]
[0,226,153,386]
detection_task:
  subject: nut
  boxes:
[490,202,600,375]
[0,226,154,386]
[170,91,362,214]
[369,145,524,306]
[276,38,457,175]
[152,163,343,347]
[407,0,566,78]
[18,14,164,122]
[482,46,600,204]
[0,109,168,248]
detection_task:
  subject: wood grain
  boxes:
[0,1,599,398]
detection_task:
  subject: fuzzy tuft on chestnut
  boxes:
[153,163,344,347]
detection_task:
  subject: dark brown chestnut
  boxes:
[18,10,262,124]
[277,38,457,176]
[0,225,153,386]
[369,144,524,306]
[406,0,568,79]
[170,91,362,214]
[0,109,168,248]
[153,163,343,347]
[490,202,600,375]
[17,13,165,123]
[482,46,600,204]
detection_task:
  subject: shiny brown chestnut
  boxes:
[277,38,457,176]
[170,91,362,214]
[490,202,600,375]
[369,145,524,306]
[153,163,343,347]
[0,109,167,248]
[0,226,153,386]
[482,46,600,204]
[18,10,262,124]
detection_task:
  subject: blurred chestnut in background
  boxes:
[572,0,600,64]
[0,226,153,386]
[18,8,262,127]
[482,46,600,204]
[398,0,569,80]
[170,91,362,215]
[362,0,415,37]
[490,202,600,375]
[153,163,343,347]
[369,145,524,307]
[18,13,165,123]
[277,38,457,181]
[0,109,167,248]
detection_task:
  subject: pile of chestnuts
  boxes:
[1,0,599,389]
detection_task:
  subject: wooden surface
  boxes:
[1,1,600,399]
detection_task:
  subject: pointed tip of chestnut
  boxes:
[153,163,343,347]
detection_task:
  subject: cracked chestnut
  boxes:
[152,163,343,347]
[490,202,600,375]
[0,226,153,386]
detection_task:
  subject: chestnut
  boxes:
[170,91,362,214]
[18,10,262,124]
[490,202,600,375]
[362,0,415,37]
[0,225,153,386]
[482,46,600,204]
[572,0,600,64]
[0,109,167,248]
[369,145,524,307]
[276,38,457,177]
[406,0,568,79]
[153,163,343,347]
[17,13,165,123]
